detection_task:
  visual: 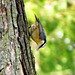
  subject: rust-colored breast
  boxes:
[31,23,42,44]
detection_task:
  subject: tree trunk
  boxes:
[0,0,36,75]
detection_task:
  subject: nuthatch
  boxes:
[30,15,47,50]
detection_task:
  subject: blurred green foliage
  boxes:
[24,0,75,75]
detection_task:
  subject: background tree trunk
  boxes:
[0,0,36,75]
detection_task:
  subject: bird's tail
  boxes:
[34,14,40,22]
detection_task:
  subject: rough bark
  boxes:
[15,0,36,75]
[0,0,36,75]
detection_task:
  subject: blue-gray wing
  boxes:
[35,15,46,41]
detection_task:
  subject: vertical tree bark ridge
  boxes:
[15,0,36,75]
[9,0,24,74]
[0,0,36,74]
[1,0,9,34]
[1,0,20,74]
[9,38,16,75]
[10,0,22,74]
[17,14,29,75]
[0,0,13,74]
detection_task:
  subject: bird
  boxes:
[30,15,47,50]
